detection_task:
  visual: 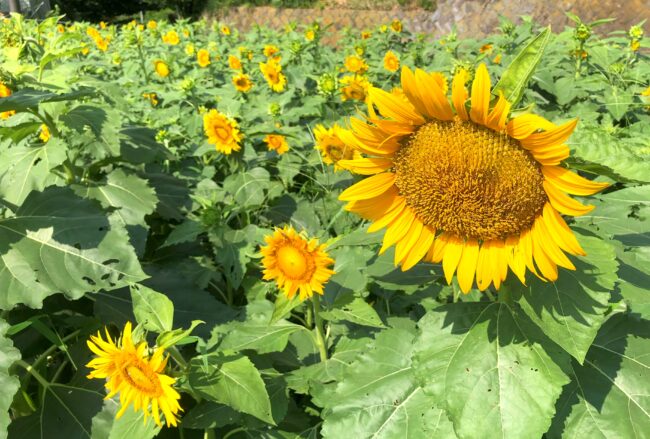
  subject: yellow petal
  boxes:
[475,243,492,291]
[542,166,609,196]
[368,87,424,125]
[428,233,448,263]
[402,225,435,271]
[543,180,594,216]
[520,119,578,149]
[451,69,469,120]
[531,231,559,281]
[367,196,406,232]
[533,216,575,270]
[347,187,399,221]
[456,239,479,293]
[338,157,394,175]
[506,235,527,285]
[542,203,586,256]
[442,235,464,284]
[380,206,416,253]
[414,68,453,120]
[486,92,511,131]
[339,173,396,201]
[506,114,555,139]
[395,220,424,265]
[337,127,398,157]
[400,66,429,118]
[469,63,491,125]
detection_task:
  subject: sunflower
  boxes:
[39,124,50,143]
[221,25,231,35]
[260,59,287,92]
[232,73,253,92]
[314,123,362,170]
[86,322,182,427]
[197,49,211,68]
[383,51,400,72]
[264,44,279,57]
[344,55,368,74]
[305,29,315,41]
[337,64,608,293]
[162,30,180,45]
[147,20,157,30]
[0,83,15,120]
[340,75,370,102]
[154,60,170,78]
[264,134,289,154]
[203,109,242,154]
[95,36,110,52]
[228,55,242,70]
[185,44,195,56]
[480,43,494,54]
[493,53,502,64]
[390,18,402,33]
[361,31,372,40]
[142,92,159,107]
[260,226,335,300]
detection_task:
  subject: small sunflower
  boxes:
[154,60,170,78]
[228,55,242,70]
[260,59,287,92]
[39,124,50,143]
[0,83,15,120]
[221,25,231,35]
[147,20,157,30]
[383,51,400,72]
[232,73,253,92]
[305,29,315,41]
[493,53,502,64]
[480,43,494,54]
[142,92,159,107]
[203,109,242,154]
[361,31,372,40]
[162,30,180,45]
[314,123,362,171]
[340,75,370,102]
[390,18,403,33]
[197,49,211,68]
[86,322,182,427]
[185,44,195,56]
[95,36,110,52]
[264,134,289,154]
[337,64,608,293]
[263,44,279,57]
[260,226,335,300]
[344,55,368,74]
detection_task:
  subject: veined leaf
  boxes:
[0,319,21,439]
[129,284,174,333]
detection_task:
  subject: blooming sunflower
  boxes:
[147,20,157,30]
[197,49,211,68]
[344,55,368,74]
[263,44,279,57]
[260,59,287,92]
[232,73,253,92]
[203,109,242,154]
[86,322,182,427]
[383,51,400,72]
[221,25,231,35]
[305,29,315,41]
[361,31,372,40]
[154,60,170,78]
[390,18,402,33]
[337,64,609,293]
[480,43,494,54]
[0,84,16,120]
[162,30,180,45]
[340,75,370,102]
[264,134,289,154]
[314,123,362,170]
[260,226,335,300]
[39,124,50,142]
[228,55,242,70]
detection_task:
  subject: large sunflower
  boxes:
[337,64,608,293]
[260,226,335,300]
[86,322,182,427]
[203,109,242,154]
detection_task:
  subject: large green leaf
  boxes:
[548,313,650,438]
[318,328,454,439]
[189,354,275,425]
[0,319,20,439]
[0,88,96,112]
[129,283,174,333]
[493,26,551,106]
[219,320,306,354]
[90,398,160,439]
[0,138,66,205]
[413,302,570,439]
[0,187,146,309]
[512,234,618,362]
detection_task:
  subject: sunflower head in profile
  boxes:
[203,109,242,154]
[86,322,182,427]
[264,134,289,154]
[260,59,287,92]
[261,226,335,300]
[314,123,362,170]
[232,73,253,92]
[337,64,608,293]
[197,49,211,68]
[340,75,370,102]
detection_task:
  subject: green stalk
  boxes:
[167,346,188,370]
[15,359,49,388]
[311,295,328,362]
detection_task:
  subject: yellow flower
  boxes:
[493,53,502,64]
[232,73,253,92]
[197,49,211,68]
[260,59,287,92]
[39,124,50,142]
[314,123,362,170]
[264,134,289,154]
[260,226,335,300]
[81,45,89,56]
[162,30,180,45]
[87,27,100,39]
[305,29,315,41]
[221,25,231,35]
[185,44,195,56]
[337,64,609,293]
[641,86,650,96]
[182,29,190,37]
[380,25,388,33]
[147,20,157,30]
[480,43,493,54]
[95,37,110,52]
[228,55,242,70]
[429,71,448,94]
[340,75,370,102]
[86,322,182,427]
[631,40,640,51]
[383,51,400,72]
[57,24,65,33]
[361,31,371,39]
[344,55,368,74]
[0,83,15,120]
[142,92,159,107]
[99,21,107,29]
[390,18,402,33]
[264,44,279,57]
[154,60,170,78]
[203,109,242,154]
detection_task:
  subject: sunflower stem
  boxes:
[168,346,188,370]
[15,359,49,388]
[311,295,328,362]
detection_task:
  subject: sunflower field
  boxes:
[0,10,649,439]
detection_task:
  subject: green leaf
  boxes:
[413,302,570,439]
[604,86,633,121]
[223,167,271,208]
[493,26,551,106]
[119,127,172,164]
[209,225,260,289]
[0,88,96,112]
[548,313,650,438]
[129,284,174,333]
[160,220,203,248]
[182,401,243,429]
[0,138,66,205]
[271,293,303,324]
[512,234,618,363]
[0,187,146,310]
[0,319,20,439]
[156,320,203,349]
[616,247,650,318]
[321,295,385,328]
[73,169,158,227]
[189,354,275,425]
[90,398,160,439]
[219,320,306,354]
[0,121,41,142]
[318,327,453,439]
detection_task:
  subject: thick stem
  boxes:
[311,295,328,362]
[167,346,188,370]
[15,359,49,388]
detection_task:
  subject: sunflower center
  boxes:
[215,126,231,141]
[277,245,311,279]
[393,118,547,240]
[122,361,162,396]
[327,145,345,161]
